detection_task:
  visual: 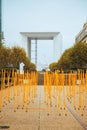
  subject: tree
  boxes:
[28,62,36,71]
[70,42,87,69]
[49,62,58,71]
[0,46,11,68]
[24,58,36,71]
[11,46,30,68]
[0,40,4,47]
[57,47,73,70]
[0,45,36,71]
[49,42,87,71]
[0,42,3,46]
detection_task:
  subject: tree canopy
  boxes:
[0,45,36,71]
[49,42,87,71]
[70,42,87,69]
[49,62,58,71]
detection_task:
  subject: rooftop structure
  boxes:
[75,22,87,43]
[20,32,59,40]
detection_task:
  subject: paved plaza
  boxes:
[0,85,87,130]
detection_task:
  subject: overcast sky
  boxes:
[2,0,87,69]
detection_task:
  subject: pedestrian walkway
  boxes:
[0,85,86,130]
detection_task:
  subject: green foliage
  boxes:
[11,46,30,68]
[57,47,73,70]
[0,45,36,71]
[0,41,4,46]
[49,62,58,71]
[24,62,36,71]
[70,42,87,69]
[49,42,87,71]
[0,46,11,68]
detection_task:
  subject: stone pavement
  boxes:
[0,86,87,130]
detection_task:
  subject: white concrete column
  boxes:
[27,38,31,61]
[53,33,62,62]
[35,39,37,66]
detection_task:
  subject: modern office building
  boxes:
[75,22,87,43]
[20,32,62,70]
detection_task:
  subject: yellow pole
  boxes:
[86,70,87,92]
[14,72,17,112]
[0,71,2,112]
[7,74,10,102]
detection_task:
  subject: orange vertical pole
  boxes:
[0,71,2,112]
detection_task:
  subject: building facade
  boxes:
[75,22,87,43]
[20,32,62,70]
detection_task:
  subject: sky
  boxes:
[2,0,87,69]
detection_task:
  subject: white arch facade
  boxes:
[20,32,62,69]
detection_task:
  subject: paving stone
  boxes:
[0,85,86,130]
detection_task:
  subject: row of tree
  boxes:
[0,42,36,71]
[49,42,87,71]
